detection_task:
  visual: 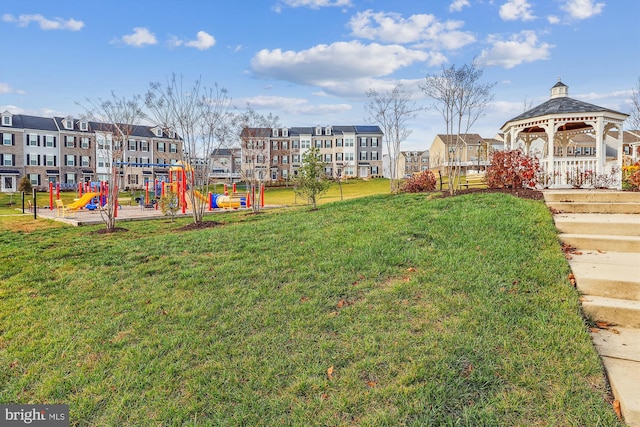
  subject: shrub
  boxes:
[623,163,640,190]
[486,149,540,189]
[401,170,437,193]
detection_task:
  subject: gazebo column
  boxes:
[616,124,624,189]
[595,117,604,176]
[544,123,556,186]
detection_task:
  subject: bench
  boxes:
[460,174,487,189]
[55,199,72,217]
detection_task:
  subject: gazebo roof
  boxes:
[501,79,627,129]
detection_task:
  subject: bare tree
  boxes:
[365,84,418,193]
[628,76,640,131]
[145,74,232,224]
[235,105,279,213]
[79,92,145,231]
[421,61,495,195]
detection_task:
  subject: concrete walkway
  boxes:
[544,190,640,427]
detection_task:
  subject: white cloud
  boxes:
[547,15,560,24]
[252,41,432,84]
[119,27,157,47]
[2,13,84,31]
[348,10,475,50]
[236,95,352,116]
[560,0,605,19]
[169,31,215,50]
[449,0,471,12]
[0,83,26,95]
[499,0,536,21]
[478,31,553,68]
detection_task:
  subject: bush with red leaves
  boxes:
[401,170,437,193]
[486,149,541,189]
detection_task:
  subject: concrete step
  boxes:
[543,190,640,203]
[569,251,640,300]
[547,202,640,214]
[600,355,640,427]
[560,234,640,253]
[591,327,640,362]
[554,214,640,236]
[581,295,640,328]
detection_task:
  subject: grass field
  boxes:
[0,191,622,426]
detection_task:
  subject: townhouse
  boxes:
[240,125,384,182]
[0,111,182,192]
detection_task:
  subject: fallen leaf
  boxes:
[612,328,620,334]
[337,299,345,308]
[613,400,622,419]
[9,360,18,369]
[367,381,377,388]
[597,249,606,254]
[300,296,309,303]
[590,328,600,333]
[596,321,612,329]
[327,366,334,380]
[462,364,474,378]
[573,251,583,255]
[321,393,329,400]
[407,267,416,272]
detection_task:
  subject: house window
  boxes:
[315,139,322,148]
[345,138,354,147]
[292,141,299,149]
[81,156,90,167]
[66,136,75,147]
[30,174,39,185]
[324,154,332,162]
[66,155,75,166]
[344,167,354,176]
[325,140,332,148]
[46,155,55,166]
[157,142,165,152]
[65,119,73,129]
[155,128,163,137]
[2,115,11,126]
[360,137,367,147]
[66,173,76,184]
[80,121,88,131]
[257,141,265,149]
[371,138,378,147]
[3,155,13,166]
[45,135,55,147]
[336,153,343,161]
[257,154,264,163]
[29,134,38,146]
[140,140,149,152]
[301,139,310,149]
[292,154,300,163]
[272,141,278,150]
[272,156,278,164]
[3,133,11,145]
[282,156,288,164]
[29,155,38,166]
[282,141,288,150]
[359,151,367,161]
[371,166,379,175]
[128,174,139,185]
[128,140,137,151]
[282,169,288,179]
[336,139,343,147]
[344,153,354,161]
[81,137,90,149]
[170,143,177,153]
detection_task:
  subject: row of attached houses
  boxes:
[239,125,384,182]
[0,111,183,192]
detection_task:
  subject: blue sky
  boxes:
[1,0,639,150]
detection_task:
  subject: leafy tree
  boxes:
[421,61,495,195]
[365,84,418,194]
[18,176,32,193]
[292,147,330,209]
[159,191,180,222]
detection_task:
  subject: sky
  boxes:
[1,0,639,150]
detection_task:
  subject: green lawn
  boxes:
[0,192,621,426]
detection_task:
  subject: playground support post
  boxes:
[21,191,25,214]
[33,188,37,220]
[49,182,53,210]
[260,183,265,208]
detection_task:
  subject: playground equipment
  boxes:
[66,192,99,210]
[210,193,247,209]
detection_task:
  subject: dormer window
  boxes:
[272,128,278,137]
[153,127,163,137]
[325,126,332,135]
[79,121,88,131]
[64,118,74,130]
[1,111,12,127]
[282,128,288,137]
[315,126,322,136]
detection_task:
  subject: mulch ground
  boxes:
[438,187,544,200]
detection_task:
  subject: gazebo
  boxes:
[501,79,629,188]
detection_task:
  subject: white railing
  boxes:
[541,157,620,188]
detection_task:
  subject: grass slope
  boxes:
[0,193,621,426]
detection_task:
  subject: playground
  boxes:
[29,163,264,226]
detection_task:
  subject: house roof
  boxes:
[436,133,483,145]
[15,115,58,132]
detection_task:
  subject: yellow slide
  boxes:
[192,190,208,203]
[66,192,99,210]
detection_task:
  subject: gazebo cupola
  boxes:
[500,79,629,188]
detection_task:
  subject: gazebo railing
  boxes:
[542,157,620,188]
